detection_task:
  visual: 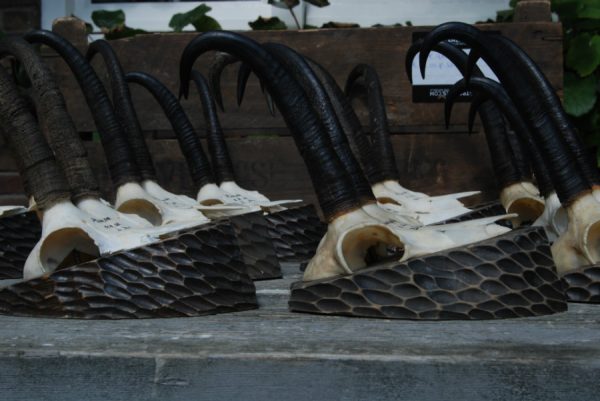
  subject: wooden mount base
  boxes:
[289,226,566,320]
[0,221,257,319]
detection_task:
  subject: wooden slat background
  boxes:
[0,6,563,210]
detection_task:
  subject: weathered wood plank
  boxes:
[46,19,563,136]
[514,0,552,22]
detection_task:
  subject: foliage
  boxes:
[265,0,330,29]
[321,21,360,29]
[168,4,221,32]
[91,9,147,40]
[552,0,600,162]
[493,0,600,163]
[248,16,287,30]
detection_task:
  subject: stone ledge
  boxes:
[0,264,598,401]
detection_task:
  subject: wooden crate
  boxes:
[0,2,562,210]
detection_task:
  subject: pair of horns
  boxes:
[0,65,70,210]
[417,22,593,205]
[0,36,100,202]
[179,31,363,222]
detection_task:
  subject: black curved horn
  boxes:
[344,63,400,182]
[126,71,214,189]
[208,51,237,112]
[179,31,360,221]
[190,69,236,183]
[23,29,142,188]
[419,22,589,204]
[307,58,386,186]
[0,66,70,210]
[490,35,600,189]
[261,42,375,204]
[458,77,571,200]
[86,39,157,182]
[0,36,100,202]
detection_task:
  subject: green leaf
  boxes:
[248,16,287,30]
[104,26,147,40]
[578,0,600,19]
[564,71,598,116]
[552,0,581,19]
[168,4,213,32]
[91,9,125,31]
[191,15,221,32]
[85,22,93,34]
[566,33,600,76]
[304,0,330,7]
[574,18,600,32]
[321,21,360,28]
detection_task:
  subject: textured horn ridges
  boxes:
[462,77,556,198]
[306,58,387,188]
[264,205,327,263]
[562,265,600,304]
[0,221,257,319]
[24,29,142,188]
[86,40,157,181]
[190,70,236,184]
[487,35,599,188]
[418,40,536,190]
[445,83,529,188]
[208,51,238,112]
[344,64,400,182]
[0,36,100,201]
[0,67,70,209]
[289,226,567,320]
[125,71,214,189]
[179,31,360,222]
[405,39,421,83]
[236,62,252,107]
[235,62,276,116]
[262,43,375,204]
[419,23,589,204]
[0,211,41,279]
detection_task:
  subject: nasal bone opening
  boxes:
[199,198,224,206]
[117,199,162,226]
[40,227,101,272]
[341,225,405,272]
[585,220,600,262]
[507,198,545,227]
[377,196,401,206]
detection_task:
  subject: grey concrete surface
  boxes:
[0,264,599,401]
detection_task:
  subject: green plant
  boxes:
[169,4,221,32]
[554,0,600,161]
[494,0,600,163]
[91,9,147,40]
[248,16,288,30]
[262,0,330,30]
